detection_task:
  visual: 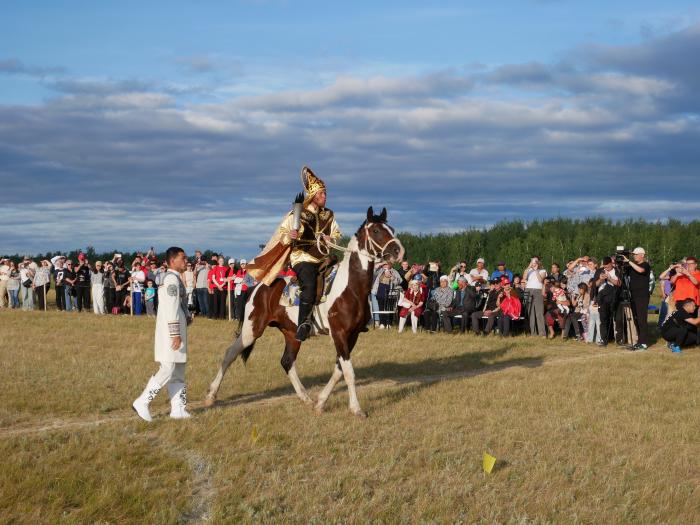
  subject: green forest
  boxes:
[394,218,700,275]
[4,218,699,275]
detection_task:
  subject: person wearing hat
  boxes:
[90,261,106,314]
[619,247,652,350]
[495,278,522,337]
[490,261,513,283]
[468,258,489,286]
[248,166,341,341]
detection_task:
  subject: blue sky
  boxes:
[1,1,699,258]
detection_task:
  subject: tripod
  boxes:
[614,266,638,346]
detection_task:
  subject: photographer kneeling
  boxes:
[660,298,700,353]
[620,247,652,350]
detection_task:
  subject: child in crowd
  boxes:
[552,278,570,315]
[145,279,157,316]
[587,290,602,344]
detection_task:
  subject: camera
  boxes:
[614,246,630,267]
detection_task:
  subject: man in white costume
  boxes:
[132,246,193,421]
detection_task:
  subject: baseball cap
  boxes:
[496,261,505,266]
[632,247,645,255]
[476,257,485,264]
[240,259,247,264]
[439,275,449,282]
[228,258,235,265]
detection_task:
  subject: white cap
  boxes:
[632,247,646,255]
[439,275,449,281]
[240,259,247,264]
[476,257,485,264]
[228,258,235,264]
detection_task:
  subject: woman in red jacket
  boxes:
[495,279,522,337]
[398,277,425,333]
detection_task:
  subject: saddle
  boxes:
[278,261,338,308]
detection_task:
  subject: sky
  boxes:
[1,1,699,259]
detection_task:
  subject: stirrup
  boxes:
[295,322,312,342]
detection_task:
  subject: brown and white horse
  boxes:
[203,207,405,417]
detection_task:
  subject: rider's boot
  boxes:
[295,301,314,342]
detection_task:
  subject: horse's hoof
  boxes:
[314,403,325,415]
[351,409,368,419]
[203,396,216,408]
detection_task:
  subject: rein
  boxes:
[315,223,399,263]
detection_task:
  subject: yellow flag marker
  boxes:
[483,452,497,474]
[251,425,259,444]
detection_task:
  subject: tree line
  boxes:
[392,218,700,275]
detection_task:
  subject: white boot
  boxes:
[132,376,161,422]
[168,382,191,419]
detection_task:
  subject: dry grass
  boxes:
[1,309,698,524]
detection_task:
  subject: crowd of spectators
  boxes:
[2,248,698,352]
[370,251,699,352]
[0,249,254,322]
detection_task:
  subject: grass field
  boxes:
[1,308,698,524]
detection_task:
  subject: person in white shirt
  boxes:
[133,247,193,422]
[0,258,10,308]
[468,258,489,286]
[523,256,547,336]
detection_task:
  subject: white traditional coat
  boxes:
[154,270,189,363]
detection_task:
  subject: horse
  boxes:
[203,207,405,417]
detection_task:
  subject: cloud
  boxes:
[0,58,65,77]
[2,24,700,255]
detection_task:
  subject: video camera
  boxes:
[614,246,630,267]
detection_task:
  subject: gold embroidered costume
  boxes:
[248,167,341,286]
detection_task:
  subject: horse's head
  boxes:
[356,207,405,264]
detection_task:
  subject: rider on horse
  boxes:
[248,166,341,341]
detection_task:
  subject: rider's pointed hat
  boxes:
[300,166,326,204]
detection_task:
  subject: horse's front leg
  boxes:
[282,335,313,405]
[334,332,366,418]
[315,360,343,414]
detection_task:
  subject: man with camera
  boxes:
[591,256,621,346]
[618,247,652,350]
[471,278,502,335]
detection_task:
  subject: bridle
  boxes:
[359,222,401,262]
[316,221,401,262]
